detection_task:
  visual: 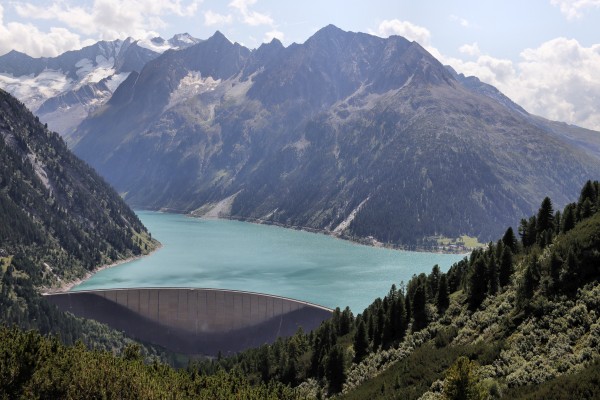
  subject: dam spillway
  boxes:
[44,288,333,355]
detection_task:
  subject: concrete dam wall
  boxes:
[44,288,332,355]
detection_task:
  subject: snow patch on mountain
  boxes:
[75,56,116,87]
[173,33,195,44]
[167,71,221,110]
[138,34,201,53]
[138,38,173,54]
[0,70,72,110]
[104,72,130,93]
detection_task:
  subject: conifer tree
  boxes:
[468,257,487,310]
[487,252,499,295]
[436,274,450,314]
[519,217,538,248]
[443,356,485,400]
[374,306,384,349]
[411,284,428,331]
[554,210,562,235]
[498,246,513,288]
[561,248,579,293]
[428,265,441,299]
[502,226,517,253]
[579,180,596,204]
[394,291,407,341]
[562,204,576,233]
[580,198,594,220]
[404,295,412,325]
[518,257,540,307]
[326,345,346,395]
[548,251,562,293]
[339,307,352,336]
[353,320,369,363]
[537,197,554,235]
[367,313,375,344]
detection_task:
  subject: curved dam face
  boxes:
[44,288,332,355]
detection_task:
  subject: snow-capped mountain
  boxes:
[138,33,203,53]
[0,34,200,138]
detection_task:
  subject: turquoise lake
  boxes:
[73,211,466,313]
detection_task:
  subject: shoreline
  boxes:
[133,206,475,254]
[41,242,162,294]
[227,216,472,254]
[178,206,473,255]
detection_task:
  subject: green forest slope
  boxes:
[191,180,600,399]
[2,178,599,398]
[0,89,163,357]
[0,88,157,285]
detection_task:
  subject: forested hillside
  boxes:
[0,88,161,356]
[0,88,156,284]
[2,180,599,399]
[188,180,600,398]
[0,327,295,399]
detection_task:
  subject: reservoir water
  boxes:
[73,211,466,313]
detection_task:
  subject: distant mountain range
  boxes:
[3,25,600,246]
[0,33,201,138]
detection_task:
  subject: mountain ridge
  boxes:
[0,33,202,138]
[69,25,600,246]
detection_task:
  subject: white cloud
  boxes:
[264,29,284,43]
[371,17,600,130]
[204,10,233,26]
[0,4,91,57]
[11,0,201,43]
[551,0,600,19]
[376,19,431,46]
[515,38,600,129]
[227,0,282,45]
[14,3,95,35]
[459,42,481,57]
[450,14,470,27]
[229,0,273,26]
[445,37,600,130]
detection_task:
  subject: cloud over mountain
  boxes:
[448,37,600,130]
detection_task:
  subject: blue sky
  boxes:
[1,0,599,130]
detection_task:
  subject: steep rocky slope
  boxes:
[73,26,600,245]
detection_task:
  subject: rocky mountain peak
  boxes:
[311,24,346,40]
[168,32,201,47]
[206,30,231,45]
